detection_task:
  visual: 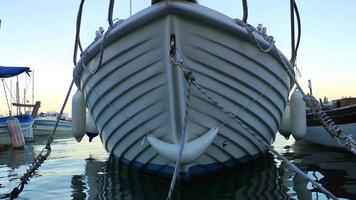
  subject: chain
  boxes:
[169,47,337,199]
[191,78,269,146]
[6,80,75,199]
[169,45,274,146]
[191,69,337,199]
[170,46,279,143]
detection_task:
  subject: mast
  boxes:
[32,70,34,105]
[16,76,20,115]
[130,0,132,16]
[308,79,313,96]
[24,88,26,113]
[10,80,12,115]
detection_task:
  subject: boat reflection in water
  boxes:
[79,154,292,199]
[0,143,35,170]
[282,141,356,200]
[1,135,355,199]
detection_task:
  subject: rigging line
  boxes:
[289,0,301,65]
[88,28,110,75]
[108,0,115,27]
[293,0,301,53]
[290,0,296,64]
[22,75,32,104]
[242,0,248,23]
[73,0,86,66]
[49,80,75,141]
[78,40,83,53]
[2,80,11,115]
[2,80,16,104]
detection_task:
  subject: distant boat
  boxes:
[304,97,356,150]
[0,114,34,144]
[0,66,35,146]
[34,112,72,134]
[73,0,295,179]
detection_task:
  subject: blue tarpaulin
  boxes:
[0,66,31,78]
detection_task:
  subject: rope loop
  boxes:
[244,24,275,53]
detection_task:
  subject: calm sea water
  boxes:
[0,132,355,200]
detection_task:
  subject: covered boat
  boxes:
[73,0,295,179]
[0,66,35,145]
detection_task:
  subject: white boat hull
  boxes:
[304,104,356,150]
[74,2,293,179]
[34,117,72,135]
[0,115,34,145]
[304,123,356,149]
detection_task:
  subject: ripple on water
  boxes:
[0,133,355,199]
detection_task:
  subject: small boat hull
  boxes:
[34,117,72,135]
[0,114,34,145]
[305,105,356,149]
[74,2,294,179]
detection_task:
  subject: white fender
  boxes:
[290,89,306,140]
[279,102,291,139]
[85,112,99,142]
[7,117,25,149]
[147,127,218,165]
[72,90,86,142]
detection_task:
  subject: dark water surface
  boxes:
[0,133,355,199]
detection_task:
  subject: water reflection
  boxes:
[81,154,291,200]
[283,141,356,199]
[0,143,34,169]
[1,134,355,199]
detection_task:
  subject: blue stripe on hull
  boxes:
[114,151,266,180]
[34,124,72,128]
[35,122,72,128]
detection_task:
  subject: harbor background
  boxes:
[1,1,356,199]
[1,132,355,199]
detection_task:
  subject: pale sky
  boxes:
[1,0,355,116]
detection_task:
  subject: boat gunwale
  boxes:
[74,2,294,87]
[307,104,356,126]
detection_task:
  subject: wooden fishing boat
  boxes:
[304,98,356,149]
[73,0,294,179]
